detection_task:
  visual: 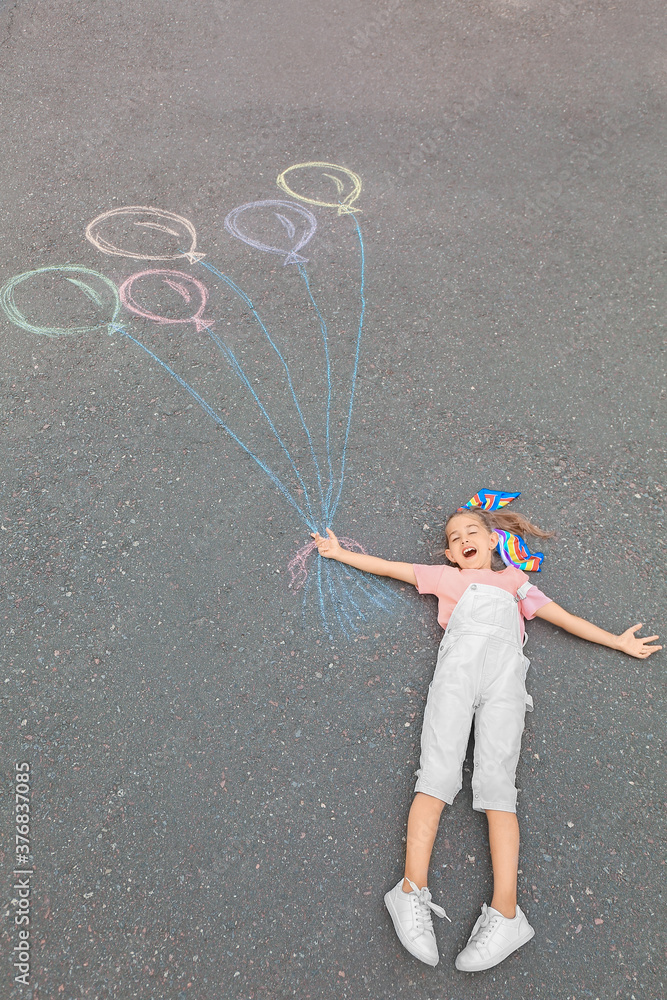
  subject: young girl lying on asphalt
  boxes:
[311,490,660,973]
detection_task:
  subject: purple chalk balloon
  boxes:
[224,200,317,265]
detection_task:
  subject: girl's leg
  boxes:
[403,791,445,891]
[486,809,520,917]
[455,810,533,972]
[386,792,449,967]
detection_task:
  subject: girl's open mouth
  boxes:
[463,546,477,559]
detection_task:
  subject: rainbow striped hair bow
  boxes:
[459,489,544,572]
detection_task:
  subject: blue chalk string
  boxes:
[203,324,317,528]
[329,562,359,629]
[111,323,315,530]
[356,576,395,611]
[316,552,325,624]
[195,257,327,522]
[331,562,374,628]
[338,561,397,611]
[300,565,314,631]
[297,263,335,523]
[332,562,368,621]
[327,213,365,523]
[324,561,353,638]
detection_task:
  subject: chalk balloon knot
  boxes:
[180,250,207,264]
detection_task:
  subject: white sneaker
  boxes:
[455,903,534,972]
[384,877,451,967]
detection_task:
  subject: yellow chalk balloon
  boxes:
[276,161,362,215]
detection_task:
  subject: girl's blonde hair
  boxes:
[435,506,554,567]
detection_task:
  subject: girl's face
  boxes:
[445,513,499,570]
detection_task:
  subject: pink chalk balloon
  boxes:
[119,269,213,333]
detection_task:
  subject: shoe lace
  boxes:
[470,903,500,946]
[405,878,452,930]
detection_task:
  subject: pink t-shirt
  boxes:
[412,563,552,638]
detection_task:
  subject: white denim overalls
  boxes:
[414,581,534,813]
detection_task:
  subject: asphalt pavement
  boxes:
[1,2,665,998]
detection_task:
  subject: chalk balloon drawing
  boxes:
[0,164,399,636]
[0,265,121,338]
[85,206,204,264]
[119,270,214,333]
[276,161,362,215]
[189,164,394,633]
[224,200,318,265]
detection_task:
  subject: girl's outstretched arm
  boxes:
[311,529,418,586]
[534,602,661,659]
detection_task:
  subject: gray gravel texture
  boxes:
[0,2,665,999]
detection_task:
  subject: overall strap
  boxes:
[515,581,533,602]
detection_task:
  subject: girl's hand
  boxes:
[311,528,343,559]
[616,624,662,659]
